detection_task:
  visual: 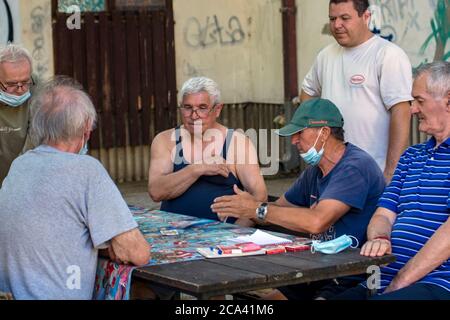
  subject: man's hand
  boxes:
[360,238,392,257]
[211,184,259,221]
[108,245,127,265]
[193,156,230,178]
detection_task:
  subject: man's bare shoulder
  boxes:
[151,128,177,153]
[152,128,176,143]
[230,129,253,146]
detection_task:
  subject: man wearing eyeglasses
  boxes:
[0,44,34,186]
[148,77,267,226]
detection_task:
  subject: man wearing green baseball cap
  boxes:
[212,98,386,300]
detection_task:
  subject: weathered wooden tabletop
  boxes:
[132,248,395,299]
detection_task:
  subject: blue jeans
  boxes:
[332,283,450,300]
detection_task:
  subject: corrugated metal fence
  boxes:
[52,4,177,181]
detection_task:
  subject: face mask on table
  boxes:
[310,235,359,255]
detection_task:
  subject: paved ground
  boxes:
[118,175,298,209]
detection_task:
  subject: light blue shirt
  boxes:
[0,145,137,299]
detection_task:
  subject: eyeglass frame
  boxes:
[0,77,35,93]
[178,103,219,118]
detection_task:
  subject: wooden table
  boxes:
[132,248,395,299]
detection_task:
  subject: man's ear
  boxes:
[363,9,371,26]
[214,103,224,117]
[322,126,332,140]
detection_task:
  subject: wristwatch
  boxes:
[256,202,268,221]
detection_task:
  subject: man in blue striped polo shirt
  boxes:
[335,61,450,300]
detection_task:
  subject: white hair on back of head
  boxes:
[30,76,97,146]
[0,43,33,69]
[179,77,221,106]
[414,61,450,99]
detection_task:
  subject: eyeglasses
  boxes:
[0,78,34,93]
[178,104,217,118]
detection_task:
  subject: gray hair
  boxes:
[330,127,345,142]
[179,77,221,106]
[30,76,97,146]
[0,43,33,69]
[414,61,450,99]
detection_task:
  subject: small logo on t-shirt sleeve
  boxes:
[350,74,366,85]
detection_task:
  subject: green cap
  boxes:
[276,98,344,137]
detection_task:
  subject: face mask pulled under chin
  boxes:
[0,90,31,107]
[300,128,325,166]
[78,141,89,155]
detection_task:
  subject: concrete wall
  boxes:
[173,0,284,104]
[0,0,54,81]
[0,0,21,44]
[2,0,447,102]
[296,0,334,90]
[296,0,449,86]
[370,0,449,67]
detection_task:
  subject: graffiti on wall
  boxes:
[58,0,105,12]
[370,0,449,66]
[420,0,449,62]
[0,0,14,44]
[30,5,50,80]
[184,15,246,49]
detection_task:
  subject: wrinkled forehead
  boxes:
[181,91,213,106]
[329,1,358,14]
[0,59,32,80]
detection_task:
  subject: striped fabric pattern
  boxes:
[375,137,450,293]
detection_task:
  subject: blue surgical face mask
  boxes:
[0,90,31,107]
[78,141,88,155]
[311,235,359,255]
[300,128,325,166]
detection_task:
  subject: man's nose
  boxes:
[410,101,419,114]
[15,85,27,95]
[190,109,201,120]
[332,19,343,29]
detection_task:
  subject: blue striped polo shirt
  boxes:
[376,137,450,293]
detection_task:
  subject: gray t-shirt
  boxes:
[0,145,138,299]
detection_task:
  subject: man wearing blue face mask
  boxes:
[212,98,386,299]
[0,44,34,186]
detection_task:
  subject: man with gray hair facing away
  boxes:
[149,76,267,226]
[0,76,150,299]
[0,44,35,185]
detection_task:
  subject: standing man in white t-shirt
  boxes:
[300,0,413,182]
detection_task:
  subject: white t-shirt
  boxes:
[302,35,413,171]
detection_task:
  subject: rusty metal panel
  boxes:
[281,0,298,101]
[99,12,114,148]
[53,14,73,76]
[52,3,180,181]
[71,22,87,88]
[139,11,153,145]
[85,13,101,149]
[125,12,142,147]
[152,11,169,133]
[165,0,177,128]
[112,11,128,147]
